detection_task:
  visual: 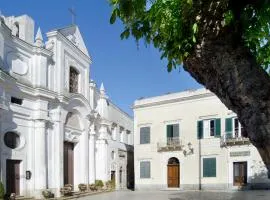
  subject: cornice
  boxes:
[133,92,215,109]
[0,20,12,37]
[12,36,53,57]
[46,31,91,63]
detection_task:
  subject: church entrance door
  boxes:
[6,159,21,195]
[64,142,74,185]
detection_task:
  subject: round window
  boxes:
[4,132,20,149]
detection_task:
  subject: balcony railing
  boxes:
[220,133,250,147]
[157,137,183,152]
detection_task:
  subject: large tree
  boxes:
[109,0,270,176]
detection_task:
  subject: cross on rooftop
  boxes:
[68,7,76,25]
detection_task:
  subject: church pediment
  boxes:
[58,25,89,57]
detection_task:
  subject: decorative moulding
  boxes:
[64,129,80,143]
[6,52,28,75]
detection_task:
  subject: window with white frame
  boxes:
[197,119,221,139]
[225,117,242,138]
[166,123,179,145]
[69,67,79,93]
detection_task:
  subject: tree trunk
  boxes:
[183,0,270,177]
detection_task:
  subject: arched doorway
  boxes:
[63,112,82,186]
[167,157,180,188]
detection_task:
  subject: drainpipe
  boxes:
[198,139,201,190]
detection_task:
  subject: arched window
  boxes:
[69,67,79,93]
[14,22,19,37]
[168,157,179,165]
[4,132,20,149]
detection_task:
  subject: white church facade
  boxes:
[133,89,270,190]
[0,14,133,198]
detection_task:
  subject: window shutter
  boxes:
[215,118,221,137]
[167,125,173,138]
[140,128,143,144]
[225,118,233,137]
[197,120,203,139]
[145,162,150,178]
[140,162,145,178]
[203,158,216,177]
[166,125,170,138]
[173,124,179,137]
[140,127,150,144]
[140,161,150,178]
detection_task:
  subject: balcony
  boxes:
[220,133,250,147]
[157,137,183,152]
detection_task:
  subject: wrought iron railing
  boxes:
[220,133,250,147]
[157,137,183,152]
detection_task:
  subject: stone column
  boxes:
[95,122,109,182]
[34,119,47,197]
[80,118,89,184]
[50,107,64,197]
[89,123,96,184]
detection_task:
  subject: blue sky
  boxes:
[1,0,201,116]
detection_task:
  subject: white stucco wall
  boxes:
[133,89,270,190]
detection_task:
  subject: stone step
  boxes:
[15,196,34,200]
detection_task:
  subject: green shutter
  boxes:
[167,125,173,138]
[215,118,221,137]
[225,118,233,137]
[197,120,203,139]
[173,124,179,137]
[203,158,216,177]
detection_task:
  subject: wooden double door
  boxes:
[6,159,21,195]
[233,162,247,186]
[167,164,180,188]
[64,142,74,185]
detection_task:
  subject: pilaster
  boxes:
[34,119,47,198]
[89,123,96,184]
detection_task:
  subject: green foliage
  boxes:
[95,180,104,188]
[42,190,54,199]
[0,182,4,199]
[109,0,196,72]
[109,0,270,72]
[106,180,115,190]
[241,4,270,71]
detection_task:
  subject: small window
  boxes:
[11,97,23,105]
[111,151,115,160]
[4,132,20,149]
[140,127,150,144]
[203,158,216,177]
[69,67,79,93]
[140,161,151,178]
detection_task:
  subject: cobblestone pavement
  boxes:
[79,190,270,200]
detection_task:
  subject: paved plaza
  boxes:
[80,190,270,200]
